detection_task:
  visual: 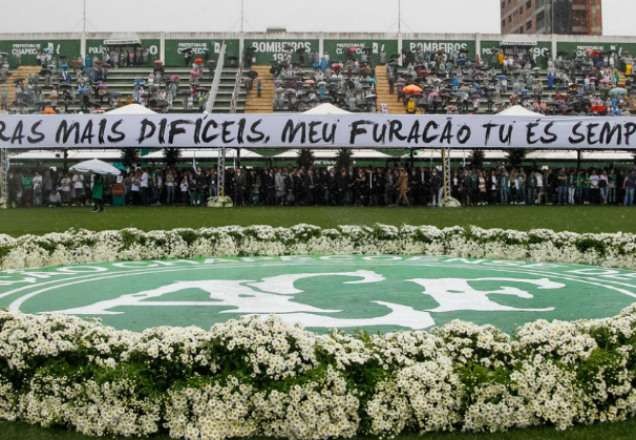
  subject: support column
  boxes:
[80,34,87,61]
[319,34,324,59]
[217,147,226,197]
[551,34,557,61]
[442,148,451,201]
[475,34,481,63]
[0,148,8,209]
[160,32,166,63]
[239,36,245,66]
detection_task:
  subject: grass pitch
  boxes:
[1,205,635,236]
[1,205,635,439]
[1,418,636,440]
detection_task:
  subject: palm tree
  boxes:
[121,149,138,168]
[163,148,181,167]
[507,149,526,169]
[335,148,353,171]
[297,149,315,169]
[470,150,484,169]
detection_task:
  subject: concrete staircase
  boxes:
[245,65,274,113]
[375,65,407,114]
[4,66,41,107]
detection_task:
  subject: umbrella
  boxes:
[403,84,423,95]
[610,87,627,97]
[70,159,122,176]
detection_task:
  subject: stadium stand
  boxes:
[245,65,274,113]
[375,65,409,114]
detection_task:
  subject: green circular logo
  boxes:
[1,256,635,333]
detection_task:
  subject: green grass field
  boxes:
[2,419,636,440]
[1,206,635,236]
[2,205,636,440]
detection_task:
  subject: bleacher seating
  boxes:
[3,64,248,114]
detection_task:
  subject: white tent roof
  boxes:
[10,150,122,160]
[272,149,392,159]
[497,105,543,117]
[70,158,121,176]
[9,149,634,162]
[106,103,156,115]
[303,103,351,115]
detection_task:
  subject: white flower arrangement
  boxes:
[1,224,635,270]
[0,224,635,439]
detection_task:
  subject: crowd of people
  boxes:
[7,164,636,209]
[269,46,377,112]
[391,46,635,115]
[0,46,211,113]
[3,43,636,116]
[132,58,210,112]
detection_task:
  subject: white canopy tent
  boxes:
[497,105,543,117]
[106,103,157,115]
[70,159,122,176]
[302,103,352,115]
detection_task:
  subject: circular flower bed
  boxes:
[0,224,635,439]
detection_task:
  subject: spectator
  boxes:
[624,168,636,206]
[92,174,104,212]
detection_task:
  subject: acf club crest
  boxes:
[1,255,635,333]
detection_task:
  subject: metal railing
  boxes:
[0,148,9,208]
[229,63,244,113]
[204,42,226,114]
[216,62,244,197]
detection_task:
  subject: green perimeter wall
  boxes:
[4,34,636,69]
[480,40,552,67]
[164,39,239,66]
[323,39,398,64]
[244,39,318,65]
[557,41,636,58]
[404,39,476,59]
[86,39,160,66]
[0,39,80,68]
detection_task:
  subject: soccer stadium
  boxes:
[1,0,636,439]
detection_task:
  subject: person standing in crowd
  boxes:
[130,170,141,205]
[140,168,150,205]
[91,174,104,212]
[557,168,568,205]
[575,170,586,204]
[430,169,442,207]
[275,168,286,205]
[567,169,576,205]
[165,169,176,205]
[32,171,43,207]
[60,173,72,206]
[71,173,84,206]
[624,168,636,206]
[478,170,487,206]
[396,168,409,206]
[179,174,189,205]
[20,173,33,207]
[498,167,509,205]
[599,169,609,205]
[589,169,601,205]
[608,169,617,204]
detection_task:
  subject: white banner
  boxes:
[1,113,636,149]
